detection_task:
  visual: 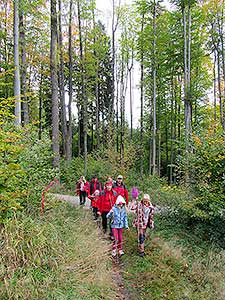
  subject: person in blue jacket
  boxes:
[107,195,129,257]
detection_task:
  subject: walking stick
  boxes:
[137,202,140,254]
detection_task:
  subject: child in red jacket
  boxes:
[90,189,100,220]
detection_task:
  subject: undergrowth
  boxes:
[122,214,225,300]
[0,203,117,300]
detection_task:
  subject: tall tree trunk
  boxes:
[140,12,145,178]
[14,0,21,126]
[116,67,120,152]
[19,9,29,125]
[129,64,133,140]
[127,48,134,141]
[185,1,192,151]
[92,6,100,150]
[4,2,9,99]
[152,0,157,175]
[50,0,60,168]
[67,0,73,160]
[213,51,217,121]
[38,66,43,140]
[218,8,225,131]
[170,76,174,185]
[77,0,87,175]
[58,0,68,157]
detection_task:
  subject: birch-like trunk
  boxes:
[67,0,73,160]
[140,12,144,178]
[50,0,60,168]
[152,0,157,175]
[20,10,29,125]
[58,0,68,157]
[14,0,21,126]
[77,0,87,175]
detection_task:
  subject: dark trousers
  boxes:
[79,191,87,205]
[92,207,98,220]
[101,211,112,235]
[101,211,110,233]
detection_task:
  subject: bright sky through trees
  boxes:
[95,0,173,128]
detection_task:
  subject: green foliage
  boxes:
[0,124,26,219]
[18,129,59,212]
[0,106,58,220]
[176,123,225,242]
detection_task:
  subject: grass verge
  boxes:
[0,203,117,300]
[122,214,225,300]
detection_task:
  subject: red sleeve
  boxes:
[125,189,129,204]
[97,194,103,213]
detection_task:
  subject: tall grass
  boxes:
[0,204,118,300]
[122,215,225,300]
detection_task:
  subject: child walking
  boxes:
[133,194,155,257]
[90,189,100,220]
[129,186,139,212]
[107,195,129,257]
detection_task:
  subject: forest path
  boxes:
[50,193,91,209]
[52,193,132,300]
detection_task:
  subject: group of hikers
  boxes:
[76,175,155,258]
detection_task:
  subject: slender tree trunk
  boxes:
[14,0,21,126]
[158,129,161,177]
[50,0,60,168]
[140,12,144,178]
[77,0,87,175]
[184,3,192,151]
[4,2,9,98]
[19,10,29,125]
[116,67,120,152]
[38,66,43,140]
[217,48,223,127]
[92,7,100,150]
[213,51,217,121]
[67,0,73,160]
[58,0,68,157]
[218,9,225,131]
[129,64,133,140]
[152,0,157,175]
[170,76,174,185]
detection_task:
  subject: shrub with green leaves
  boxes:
[176,124,225,243]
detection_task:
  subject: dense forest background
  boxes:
[0,1,225,299]
[0,0,224,235]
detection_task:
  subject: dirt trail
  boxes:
[50,193,91,209]
[53,193,132,300]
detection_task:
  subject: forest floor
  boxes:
[50,193,225,300]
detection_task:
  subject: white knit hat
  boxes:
[143,194,150,202]
[116,195,126,205]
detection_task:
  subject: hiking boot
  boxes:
[139,252,145,257]
[119,250,124,256]
[112,249,117,257]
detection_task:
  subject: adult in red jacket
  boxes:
[98,181,117,234]
[88,176,102,197]
[113,175,129,205]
